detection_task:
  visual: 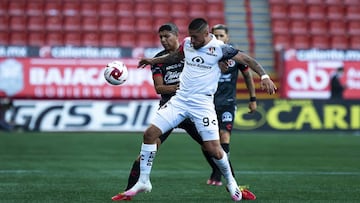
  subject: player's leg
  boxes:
[121,98,185,198]
[190,101,241,201]
[206,105,236,185]
[178,119,222,185]
[124,130,173,191]
[201,135,242,201]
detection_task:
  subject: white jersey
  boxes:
[178,34,238,97]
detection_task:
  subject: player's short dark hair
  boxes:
[188,18,208,33]
[212,24,228,34]
[158,23,179,35]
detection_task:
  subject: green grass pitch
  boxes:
[0,131,360,203]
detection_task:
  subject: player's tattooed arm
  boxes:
[138,51,184,68]
[232,52,266,77]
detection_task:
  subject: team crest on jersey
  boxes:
[207,47,217,56]
[227,59,236,67]
[222,112,233,122]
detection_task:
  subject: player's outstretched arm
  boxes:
[241,70,257,113]
[138,51,184,69]
[232,52,277,95]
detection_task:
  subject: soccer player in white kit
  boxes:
[120,18,277,202]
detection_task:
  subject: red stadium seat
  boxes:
[117,18,135,32]
[153,18,173,29]
[305,0,324,5]
[46,32,64,46]
[63,2,81,16]
[344,0,360,5]
[63,16,81,31]
[134,2,152,17]
[119,33,136,48]
[189,3,207,18]
[82,17,99,31]
[99,17,117,32]
[27,1,44,16]
[311,35,330,49]
[346,6,360,20]
[271,19,289,34]
[287,0,304,4]
[0,31,9,45]
[288,4,307,19]
[28,16,46,31]
[171,3,188,18]
[0,15,8,31]
[152,4,170,17]
[136,32,156,47]
[8,1,26,16]
[116,2,134,17]
[0,1,7,16]
[173,18,189,33]
[64,32,82,46]
[46,16,63,31]
[349,35,360,49]
[307,5,326,19]
[44,1,62,16]
[28,31,46,46]
[81,2,98,16]
[273,34,291,50]
[207,2,224,18]
[99,2,117,16]
[100,32,118,47]
[289,20,308,34]
[9,16,27,31]
[135,17,154,32]
[309,20,328,35]
[269,4,288,19]
[10,31,27,45]
[83,32,100,47]
[327,5,345,20]
[330,35,349,49]
[328,20,347,35]
[348,20,360,35]
[325,0,344,5]
[292,34,311,49]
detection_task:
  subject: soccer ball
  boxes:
[104,60,128,85]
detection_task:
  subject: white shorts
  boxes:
[151,93,219,141]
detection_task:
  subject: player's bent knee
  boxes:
[143,124,163,144]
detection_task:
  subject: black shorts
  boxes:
[158,118,203,145]
[215,105,235,133]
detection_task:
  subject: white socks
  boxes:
[138,143,157,183]
[212,152,236,184]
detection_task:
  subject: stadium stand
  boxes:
[269,0,360,50]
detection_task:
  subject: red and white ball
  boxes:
[104,60,128,85]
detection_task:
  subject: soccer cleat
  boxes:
[206,179,223,186]
[227,181,242,201]
[111,193,132,201]
[239,185,256,200]
[123,181,152,197]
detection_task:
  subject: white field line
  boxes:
[1,170,360,176]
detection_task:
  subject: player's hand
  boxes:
[138,58,153,68]
[218,61,228,73]
[248,101,257,113]
[260,78,277,95]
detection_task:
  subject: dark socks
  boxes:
[125,160,140,190]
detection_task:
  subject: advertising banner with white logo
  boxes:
[282,49,360,99]
[0,58,159,100]
[6,99,359,132]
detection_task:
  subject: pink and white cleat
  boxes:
[227,181,242,201]
[123,181,152,197]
